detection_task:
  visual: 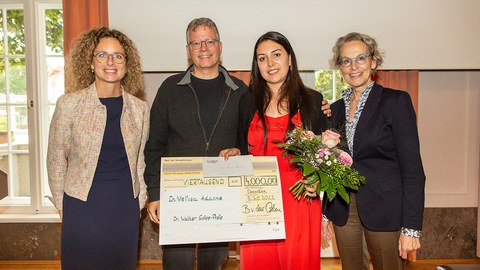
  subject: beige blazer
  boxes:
[47,83,150,210]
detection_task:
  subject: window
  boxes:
[315,70,349,103]
[0,0,63,220]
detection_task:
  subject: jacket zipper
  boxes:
[188,84,210,155]
[207,87,231,153]
[188,84,232,155]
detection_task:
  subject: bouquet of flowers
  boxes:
[277,128,366,204]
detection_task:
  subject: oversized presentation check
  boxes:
[159,155,285,245]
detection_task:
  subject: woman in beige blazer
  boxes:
[47,27,149,270]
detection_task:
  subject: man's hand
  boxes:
[219,148,240,160]
[147,201,160,224]
[398,233,421,259]
[321,100,332,117]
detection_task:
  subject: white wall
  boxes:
[419,71,480,207]
[109,0,480,71]
[144,73,172,106]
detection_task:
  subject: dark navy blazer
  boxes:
[323,83,425,231]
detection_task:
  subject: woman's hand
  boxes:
[322,220,334,240]
[303,179,318,198]
[398,234,421,259]
[219,148,241,160]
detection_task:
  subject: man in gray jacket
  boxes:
[144,17,247,270]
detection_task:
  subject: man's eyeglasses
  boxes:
[340,53,369,67]
[93,52,126,64]
[188,39,219,50]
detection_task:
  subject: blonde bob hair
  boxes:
[330,32,384,73]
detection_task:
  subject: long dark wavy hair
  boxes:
[249,31,315,150]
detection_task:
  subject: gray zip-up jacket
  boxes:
[144,65,248,201]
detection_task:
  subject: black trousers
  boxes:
[162,242,229,270]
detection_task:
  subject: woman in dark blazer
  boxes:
[322,32,425,270]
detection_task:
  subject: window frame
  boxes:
[0,0,62,222]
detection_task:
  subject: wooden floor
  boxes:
[1,259,480,270]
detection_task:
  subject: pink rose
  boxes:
[321,130,341,148]
[339,151,353,167]
[300,130,315,141]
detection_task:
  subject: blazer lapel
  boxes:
[352,83,383,155]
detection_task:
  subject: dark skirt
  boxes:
[61,167,139,270]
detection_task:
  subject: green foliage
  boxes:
[2,9,63,55]
[0,115,7,131]
[8,59,26,95]
[315,70,350,102]
[0,8,62,95]
[7,9,25,55]
[0,10,3,55]
[45,9,63,53]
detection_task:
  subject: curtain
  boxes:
[375,70,419,115]
[62,0,109,55]
[229,71,251,86]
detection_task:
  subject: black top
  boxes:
[191,73,225,139]
[95,96,128,177]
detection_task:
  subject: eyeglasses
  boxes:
[188,39,219,50]
[93,52,126,64]
[339,53,369,67]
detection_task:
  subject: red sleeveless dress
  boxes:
[240,112,322,270]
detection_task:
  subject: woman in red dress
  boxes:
[237,31,329,270]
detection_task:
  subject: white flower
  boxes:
[326,161,332,166]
